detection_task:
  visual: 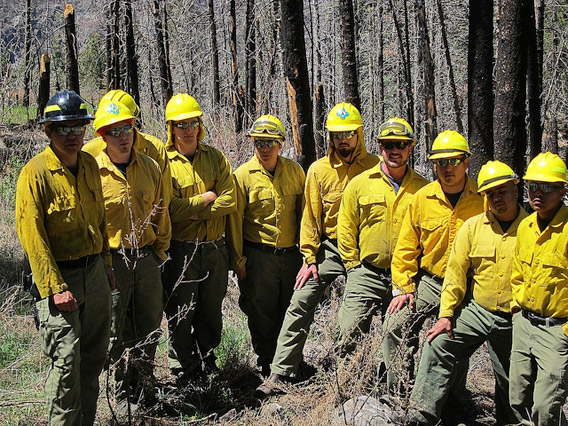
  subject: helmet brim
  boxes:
[429,150,469,160]
[326,123,362,132]
[167,111,203,122]
[249,132,284,140]
[523,173,568,184]
[478,177,519,193]
[40,114,94,124]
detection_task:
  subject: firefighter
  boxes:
[162,93,236,384]
[407,161,525,425]
[337,118,428,351]
[83,89,171,204]
[16,90,113,425]
[227,114,305,376]
[509,153,568,426]
[383,130,484,394]
[256,102,380,396]
[90,97,171,409]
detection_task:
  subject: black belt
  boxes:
[244,240,298,255]
[522,309,568,326]
[56,253,100,270]
[362,262,390,276]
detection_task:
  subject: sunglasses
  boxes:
[51,125,86,136]
[249,120,285,138]
[527,182,564,194]
[172,120,200,130]
[332,130,356,140]
[380,141,410,150]
[434,157,466,168]
[254,138,281,149]
[106,124,134,137]
[379,121,414,139]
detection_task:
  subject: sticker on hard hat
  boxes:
[106,103,121,115]
[336,108,349,120]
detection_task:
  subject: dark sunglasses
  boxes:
[380,141,410,150]
[527,182,564,194]
[434,157,466,168]
[331,130,356,140]
[173,120,200,130]
[51,125,86,136]
[106,124,134,137]
[253,138,281,149]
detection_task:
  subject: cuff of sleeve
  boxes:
[392,282,416,296]
[345,260,361,271]
[304,256,316,265]
[439,308,454,318]
[233,256,246,271]
[510,300,521,312]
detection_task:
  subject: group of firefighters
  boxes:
[15,88,568,426]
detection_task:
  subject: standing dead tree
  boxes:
[338,0,360,110]
[152,0,173,106]
[208,0,221,106]
[245,0,257,123]
[37,54,50,122]
[64,4,80,94]
[125,0,140,111]
[23,0,32,110]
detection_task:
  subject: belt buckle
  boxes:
[273,247,282,255]
[527,312,540,326]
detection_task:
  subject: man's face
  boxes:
[102,121,134,157]
[379,139,413,171]
[45,119,86,159]
[254,137,281,169]
[434,155,470,191]
[527,181,566,219]
[331,130,357,159]
[172,118,200,155]
[484,181,518,220]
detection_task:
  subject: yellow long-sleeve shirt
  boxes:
[227,155,305,270]
[16,145,111,299]
[300,137,379,264]
[511,204,568,319]
[391,177,484,294]
[439,207,528,317]
[338,162,428,270]
[95,149,171,261]
[167,142,236,241]
[84,129,172,204]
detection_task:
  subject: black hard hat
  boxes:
[39,90,94,124]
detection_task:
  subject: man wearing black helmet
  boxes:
[16,90,114,425]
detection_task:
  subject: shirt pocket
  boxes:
[518,249,533,266]
[419,219,443,248]
[359,194,387,224]
[541,253,568,281]
[470,246,496,259]
[249,188,274,212]
[139,190,155,213]
[46,195,76,238]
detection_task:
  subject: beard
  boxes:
[337,147,355,159]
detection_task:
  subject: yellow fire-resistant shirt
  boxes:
[95,149,171,261]
[338,162,428,271]
[300,131,379,264]
[391,177,484,294]
[226,155,306,270]
[16,145,111,299]
[84,129,172,204]
[511,204,568,319]
[167,142,236,242]
[439,207,528,317]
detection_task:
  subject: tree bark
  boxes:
[64,4,80,94]
[338,0,360,110]
[208,0,220,105]
[526,0,542,157]
[245,0,257,120]
[279,0,315,170]
[314,82,326,158]
[110,0,120,89]
[152,0,172,106]
[23,0,32,110]
[377,1,384,124]
[125,0,140,112]
[37,53,50,123]
[543,6,558,154]
[230,0,243,132]
[468,0,493,177]
[494,0,527,179]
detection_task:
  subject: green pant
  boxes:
[238,245,302,370]
[338,263,392,352]
[163,239,229,373]
[271,239,345,377]
[382,271,468,400]
[109,248,163,402]
[510,312,568,426]
[410,299,515,425]
[36,255,111,426]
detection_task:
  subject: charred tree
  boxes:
[280,0,315,170]
[543,6,558,154]
[468,0,493,176]
[64,4,80,94]
[125,0,140,111]
[494,0,527,178]
[377,2,384,124]
[245,0,257,121]
[526,0,542,157]
[338,0,360,110]
[37,53,50,123]
[230,0,243,131]
[153,0,172,106]
[23,0,32,110]
[208,0,220,105]
[417,0,437,148]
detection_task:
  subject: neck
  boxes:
[176,142,197,157]
[51,144,78,168]
[382,162,407,183]
[259,157,277,172]
[108,149,132,164]
[538,204,562,222]
[441,177,467,194]
[494,204,520,222]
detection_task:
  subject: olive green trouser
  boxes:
[271,239,346,378]
[163,239,229,373]
[109,248,163,402]
[509,312,568,426]
[36,255,111,426]
[338,263,392,353]
[410,299,516,426]
[382,271,468,400]
[238,245,302,370]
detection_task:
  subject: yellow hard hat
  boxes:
[524,152,568,184]
[429,130,471,160]
[93,98,136,136]
[165,93,203,122]
[102,89,140,118]
[477,160,519,193]
[378,117,415,145]
[326,102,362,132]
[248,114,285,140]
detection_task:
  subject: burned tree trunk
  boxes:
[417,0,437,148]
[37,53,50,122]
[153,0,173,106]
[468,0,493,176]
[377,2,384,124]
[109,0,120,89]
[526,0,542,157]
[245,0,257,121]
[64,4,80,94]
[23,0,32,109]
[230,0,243,132]
[125,0,140,110]
[338,0,360,110]
[280,0,315,170]
[208,0,220,105]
